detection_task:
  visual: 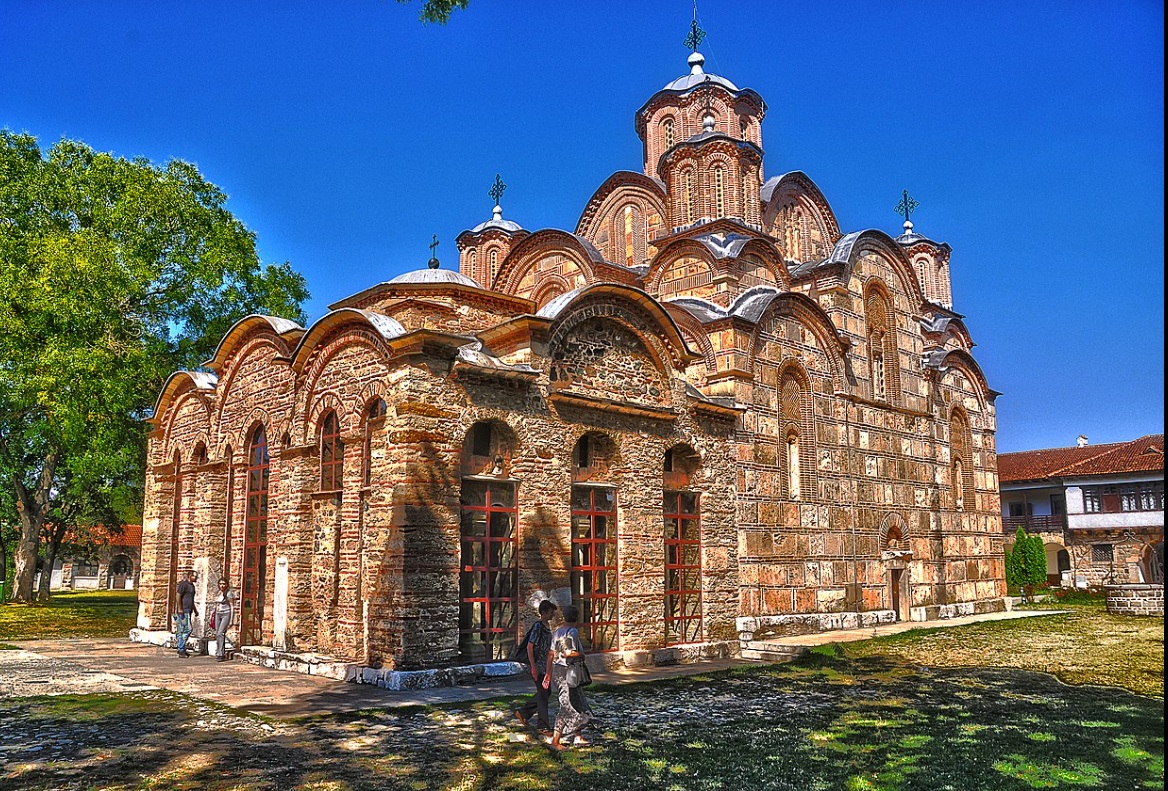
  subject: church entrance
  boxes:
[241,425,270,647]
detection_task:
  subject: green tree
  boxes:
[0,132,308,602]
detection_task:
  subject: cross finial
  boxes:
[684,2,706,53]
[894,189,920,234]
[488,174,507,208]
[428,234,440,269]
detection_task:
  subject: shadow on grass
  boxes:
[0,655,1163,791]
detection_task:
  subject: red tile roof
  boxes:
[998,435,1164,482]
[107,524,143,547]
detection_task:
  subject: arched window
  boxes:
[865,286,900,404]
[489,248,499,282]
[467,248,477,277]
[571,433,619,652]
[242,426,270,646]
[714,166,726,218]
[167,450,182,617]
[780,372,807,501]
[950,409,975,512]
[193,443,207,466]
[459,421,518,661]
[663,117,675,150]
[320,410,343,491]
[363,398,387,486]
[663,445,702,645]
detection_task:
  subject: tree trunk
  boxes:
[9,453,58,603]
[37,526,66,601]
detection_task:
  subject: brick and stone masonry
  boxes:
[136,50,1006,674]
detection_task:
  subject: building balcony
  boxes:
[1003,514,1067,534]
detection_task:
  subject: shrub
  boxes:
[1005,527,1046,593]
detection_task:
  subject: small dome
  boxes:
[662,51,740,93]
[387,268,481,287]
[469,205,524,235]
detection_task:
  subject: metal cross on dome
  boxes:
[684,5,706,53]
[488,174,507,207]
[895,190,920,222]
[429,234,439,257]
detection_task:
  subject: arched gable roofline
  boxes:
[761,171,842,243]
[152,370,218,426]
[494,229,604,294]
[736,239,791,287]
[642,238,720,291]
[537,282,699,366]
[819,230,928,309]
[934,348,994,413]
[203,314,303,375]
[743,290,849,388]
[288,308,406,376]
[575,171,669,235]
[161,392,213,458]
[660,301,717,370]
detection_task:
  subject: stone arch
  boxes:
[575,171,669,248]
[532,275,571,309]
[460,419,519,478]
[494,229,601,297]
[742,290,849,391]
[949,404,976,511]
[571,430,621,484]
[161,387,213,459]
[937,349,993,417]
[663,443,702,490]
[644,239,719,301]
[776,359,817,502]
[879,512,910,550]
[844,233,928,310]
[307,391,349,442]
[761,171,842,260]
[863,278,902,405]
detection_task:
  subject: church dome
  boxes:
[468,205,524,235]
[387,267,481,287]
[662,52,739,93]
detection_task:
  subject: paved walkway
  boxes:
[766,608,1067,648]
[1,608,1065,718]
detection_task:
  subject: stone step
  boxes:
[740,642,809,663]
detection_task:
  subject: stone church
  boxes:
[138,48,1005,672]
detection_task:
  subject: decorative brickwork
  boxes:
[141,51,1004,672]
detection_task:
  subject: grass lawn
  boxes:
[0,590,138,641]
[1,603,1163,790]
[842,602,1165,697]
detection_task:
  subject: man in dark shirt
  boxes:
[174,570,197,658]
[515,599,558,733]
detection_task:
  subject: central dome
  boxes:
[387,268,481,287]
[662,52,739,93]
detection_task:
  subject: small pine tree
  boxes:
[1025,532,1048,588]
[1005,526,1028,590]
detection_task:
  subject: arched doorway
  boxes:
[880,514,911,622]
[1044,542,1071,587]
[109,555,133,590]
[1141,541,1164,584]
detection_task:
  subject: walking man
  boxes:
[175,570,197,658]
[515,599,557,733]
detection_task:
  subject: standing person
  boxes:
[542,604,594,750]
[210,577,237,662]
[515,599,557,733]
[174,570,197,658]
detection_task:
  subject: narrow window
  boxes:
[739,116,749,140]
[714,167,725,217]
[363,399,387,486]
[468,248,477,276]
[242,426,270,646]
[787,432,801,501]
[954,458,965,511]
[663,117,675,149]
[472,422,492,458]
[1083,487,1101,513]
[167,451,182,618]
[664,491,702,645]
[624,206,635,265]
[320,411,343,491]
[684,171,695,224]
[223,447,234,580]
[871,335,887,402]
[489,248,499,281]
[571,485,619,652]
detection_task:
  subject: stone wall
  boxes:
[1104,584,1164,616]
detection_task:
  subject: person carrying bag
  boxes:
[542,604,595,749]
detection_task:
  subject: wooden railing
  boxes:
[1002,514,1067,533]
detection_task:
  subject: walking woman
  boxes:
[210,577,237,661]
[542,605,594,749]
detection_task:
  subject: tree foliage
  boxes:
[1005,527,1047,591]
[0,132,309,601]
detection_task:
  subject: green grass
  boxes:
[841,606,1164,697]
[0,589,137,641]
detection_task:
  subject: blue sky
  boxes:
[1,0,1163,452]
